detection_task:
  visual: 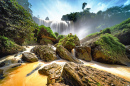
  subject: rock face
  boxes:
[48,83,68,86]
[39,63,62,85]
[62,62,130,86]
[58,34,80,52]
[37,25,56,45]
[0,36,25,58]
[115,30,130,45]
[75,46,92,62]
[31,45,57,62]
[22,52,38,62]
[56,45,81,63]
[82,34,130,65]
[39,38,53,45]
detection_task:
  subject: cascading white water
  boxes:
[34,18,74,35]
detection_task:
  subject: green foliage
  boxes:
[0,0,38,45]
[58,35,65,40]
[54,32,59,37]
[95,34,126,59]
[16,0,32,15]
[58,34,79,51]
[0,36,15,48]
[61,4,130,32]
[86,32,100,37]
[110,18,130,32]
[38,25,56,39]
[101,28,111,34]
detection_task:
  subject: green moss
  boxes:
[0,36,15,48]
[95,33,125,59]
[58,34,80,51]
[38,25,56,39]
[54,32,59,37]
[58,35,65,40]
[86,32,100,37]
[101,28,111,34]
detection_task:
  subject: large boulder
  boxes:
[83,33,130,65]
[115,29,130,45]
[75,46,92,61]
[31,45,57,62]
[56,45,81,63]
[39,63,62,85]
[61,62,130,86]
[22,52,38,62]
[39,38,53,45]
[0,36,25,58]
[58,34,80,52]
[37,25,57,45]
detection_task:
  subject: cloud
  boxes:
[124,0,130,5]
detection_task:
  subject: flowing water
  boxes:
[0,46,130,86]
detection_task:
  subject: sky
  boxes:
[28,0,130,21]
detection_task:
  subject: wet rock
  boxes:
[22,52,38,62]
[126,45,130,59]
[75,46,92,62]
[61,62,130,86]
[56,45,81,63]
[0,69,4,79]
[31,45,58,62]
[39,63,62,85]
[39,38,53,45]
[48,83,68,86]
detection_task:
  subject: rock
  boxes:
[0,36,25,58]
[56,45,81,63]
[0,69,4,79]
[58,34,80,52]
[39,63,62,85]
[83,34,130,65]
[48,83,68,86]
[39,38,53,45]
[115,28,130,45]
[125,45,130,60]
[37,25,57,45]
[31,45,58,62]
[22,52,38,62]
[61,62,130,86]
[0,69,3,75]
[75,46,92,62]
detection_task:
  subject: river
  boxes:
[0,46,130,86]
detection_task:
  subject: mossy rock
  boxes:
[31,45,57,62]
[56,45,81,63]
[58,34,80,52]
[39,38,53,45]
[114,28,130,45]
[0,36,25,58]
[93,33,130,65]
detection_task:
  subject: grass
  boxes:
[86,32,100,37]
[95,33,126,59]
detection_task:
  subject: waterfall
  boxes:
[33,17,74,35]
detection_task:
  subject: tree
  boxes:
[16,0,32,15]
[82,2,87,10]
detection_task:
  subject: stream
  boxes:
[0,46,130,86]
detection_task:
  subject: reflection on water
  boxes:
[0,62,47,86]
